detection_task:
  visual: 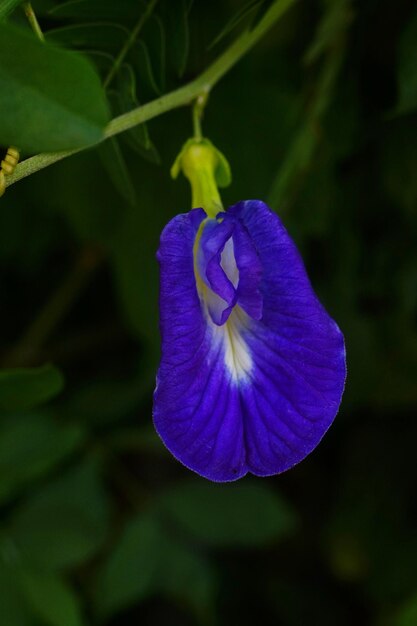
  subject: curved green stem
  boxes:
[192,90,209,140]
[6,0,297,189]
[192,100,203,141]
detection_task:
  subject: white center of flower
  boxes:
[220,237,239,288]
[212,307,252,383]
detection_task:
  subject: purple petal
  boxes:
[229,200,346,476]
[154,210,246,481]
[233,220,263,320]
[196,217,237,325]
[154,201,346,481]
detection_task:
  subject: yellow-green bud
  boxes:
[171,138,231,218]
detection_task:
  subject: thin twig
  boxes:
[23,2,45,42]
[192,91,209,141]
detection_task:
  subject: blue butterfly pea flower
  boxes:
[153,140,346,482]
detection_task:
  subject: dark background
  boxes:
[1,0,417,624]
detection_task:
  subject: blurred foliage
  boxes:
[0,364,63,410]
[0,0,417,624]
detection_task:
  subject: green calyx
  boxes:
[171,138,231,218]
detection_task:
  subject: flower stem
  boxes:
[192,102,203,142]
[23,2,45,42]
[192,91,209,141]
[6,0,297,189]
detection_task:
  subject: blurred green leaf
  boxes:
[0,561,35,626]
[0,24,109,152]
[156,535,214,617]
[95,511,214,619]
[249,0,275,30]
[323,73,361,160]
[208,0,261,49]
[47,22,128,53]
[162,0,190,77]
[110,426,165,454]
[0,191,67,271]
[0,550,82,625]
[304,0,352,65]
[0,365,64,412]
[9,459,109,571]
[130,38,161,95]
[268,58,346,209]
[289,160,338,238]
[380,119,417,214]
[141,14,166,93]
[108,167,165,347]
[98,137,136,205]
[17,568,84,626]
[65,372,154,425]
[394,593,417,626]
[0,413,84,504]
[158,481,297,547]
[85,49,115,79]
[0,0,23,19]
[95,512,161,618]
[32,150,124,245]
[114,64,161,164]
[396,8,417,114]
[49,0,143,22]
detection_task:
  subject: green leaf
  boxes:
[158,481,297,547]
[85,49,115,80]
[110,426,166,454]
[130,38,161,95]
[49,0,144,22]
[65,373,153,425]
[95,512,161,618]
[394,593,417,626]
[108,167,166,348]
[47,22,128,53]
[9,460,109,571]
[17,568,84,626]
[396,8,417,114]
[142,14,166,93]
[248,0,275,30]
[0,365,64,411]
[380,119,417,214]
[304,0,353,65]
[0,0,23,19]
[95,511,215,619]
[114,64,160,164]
[162,0,191,77]
[0,561,35,626]
[0,413,84,504]
[0,24,109,152]
[98,137,136,205]
[208,0,261,50]
[156,536,215,617]
[33,150,124,245]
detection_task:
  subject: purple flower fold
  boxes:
[153,200,346,482]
